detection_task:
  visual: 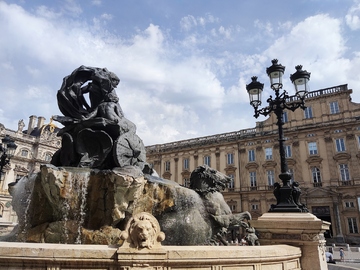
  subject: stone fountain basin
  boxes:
[0,242,301,270]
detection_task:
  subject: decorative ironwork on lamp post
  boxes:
[246,59,310,212]
[0,135,17,181]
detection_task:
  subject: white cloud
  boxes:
[180,13,220,31]
[63,0,82,16]
[0,2,227,144]
[92,0,102,6]
[101,13,113,20]
[218,26,232,39]
[180,15,197,31]
[346,1,360,30]
[1,1,360,146]
[254,20,273,36]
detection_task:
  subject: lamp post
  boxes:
[0,135,17,181]
[246,59,310,212]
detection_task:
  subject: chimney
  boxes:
[37,116,46,129]
[27,115,37,134]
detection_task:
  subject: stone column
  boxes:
[174,157,179,183]
[215,151,220,171]
[251,213,330,270]
[333,201,344,243]
[194,154,198,167]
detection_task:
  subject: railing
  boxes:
[146,127,257,153]
[220,179,357,193]
[306,84,348,99]
[341,180,353,186]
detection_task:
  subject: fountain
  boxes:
[0,66,328,269]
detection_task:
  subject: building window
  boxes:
[250,172,257,187]
[251,204,259,210]
[282,111,288,123]
[304,106,313,119]
[358,136,360,148]
[267,170,275,186]
[311,167,322,183]
[265,148,273,160]
[330,101,340,114]
[44,153,52,162]
[183,158,189,170]
[165,161,170,171]
[285,145,292,158]
[345,202,355,208]
[183,178,190,187]
[21,149,29,157]
[228,174,235,189]
[288,168,294,184]
[204,155,211,166]
[335,138,346,152]
[227,153,234,165]
[248,149,255,162]
[229,204,236,211]
[348,218,359,234]
[340,164,350,181]
[308,142,318,155]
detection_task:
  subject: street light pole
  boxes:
[246,59,310,212]
[0,135,17,181]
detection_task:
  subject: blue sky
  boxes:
[1,0,360,145]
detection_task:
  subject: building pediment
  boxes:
[14,165,29,173]
[304,187,338,197]
[343,194,356,199]
[306,156,323,165]
[245,162,259,170]
[181,170,191,178]
[162,171,172,180]
[333,153,351,161]
[262,160,277,168]
[225,165,237,174]
[286,158,296,166]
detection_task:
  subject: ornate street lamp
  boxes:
[0,135,17,181]
[246,59,310,212]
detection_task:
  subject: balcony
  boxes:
[313,182,322,187]
[341,180,353,186]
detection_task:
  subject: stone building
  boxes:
[146,84,360,244]
[0,115,60,235]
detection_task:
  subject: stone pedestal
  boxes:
[251,212,330,270]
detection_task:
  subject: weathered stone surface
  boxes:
[0,242,302,270]
[2,164,251,246]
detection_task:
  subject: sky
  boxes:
[1,0,360,146]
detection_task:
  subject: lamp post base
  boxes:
[269,185,308,213]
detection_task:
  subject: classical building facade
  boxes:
[146,84,360,244]
[0,115,60,235]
